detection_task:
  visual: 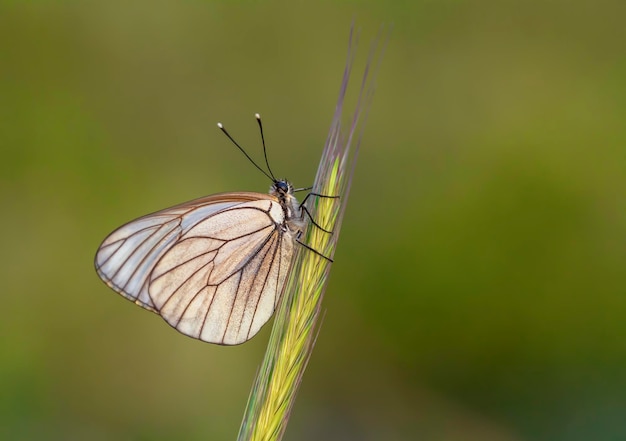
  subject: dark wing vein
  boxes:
[149,239,221,284]
[97,217,180,268]
[246,232,282,340]
[224,232,280,342]
[194,222,277,244]
[221,262,246,343]
[159,257,215,313]
[119,221,183,291]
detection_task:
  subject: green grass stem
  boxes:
[237,25,386,441]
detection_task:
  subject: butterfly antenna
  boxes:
[255,113,277,181]
[217,121,274,182]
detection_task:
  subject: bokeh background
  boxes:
[2,1,625,440]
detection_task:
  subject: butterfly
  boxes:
[94,114,334,345]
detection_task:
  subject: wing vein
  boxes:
[225,232,278,342]
[221,271,244,343]
[194,223,276,244]
[247,232,282,340]
[121,220,182,291]
[107,222,172,283]
[158,258,215,312]
[150,242,219,285]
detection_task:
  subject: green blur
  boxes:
[1,2,625,440]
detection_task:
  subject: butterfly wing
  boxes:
[95,192,295,345]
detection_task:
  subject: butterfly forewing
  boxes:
[96,216,184,311]
[95,192,295,345]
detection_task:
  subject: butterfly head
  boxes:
[271,179,301,223]
[271,179,294,198]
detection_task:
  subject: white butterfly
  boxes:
[95,115,332,345]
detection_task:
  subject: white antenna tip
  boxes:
[217,122,223,128]
[255,113,261,119]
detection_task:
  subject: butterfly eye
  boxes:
[275,181,289,193]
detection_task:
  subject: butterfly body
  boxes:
[95,180,303,345]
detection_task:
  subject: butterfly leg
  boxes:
[299,191,340,206]
[295,230,334,263]
[299,192,340,234]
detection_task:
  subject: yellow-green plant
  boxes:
[238,26,386,441]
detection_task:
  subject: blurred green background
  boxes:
[2,1,625,440]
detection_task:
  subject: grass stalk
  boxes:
[237,25,386,441]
